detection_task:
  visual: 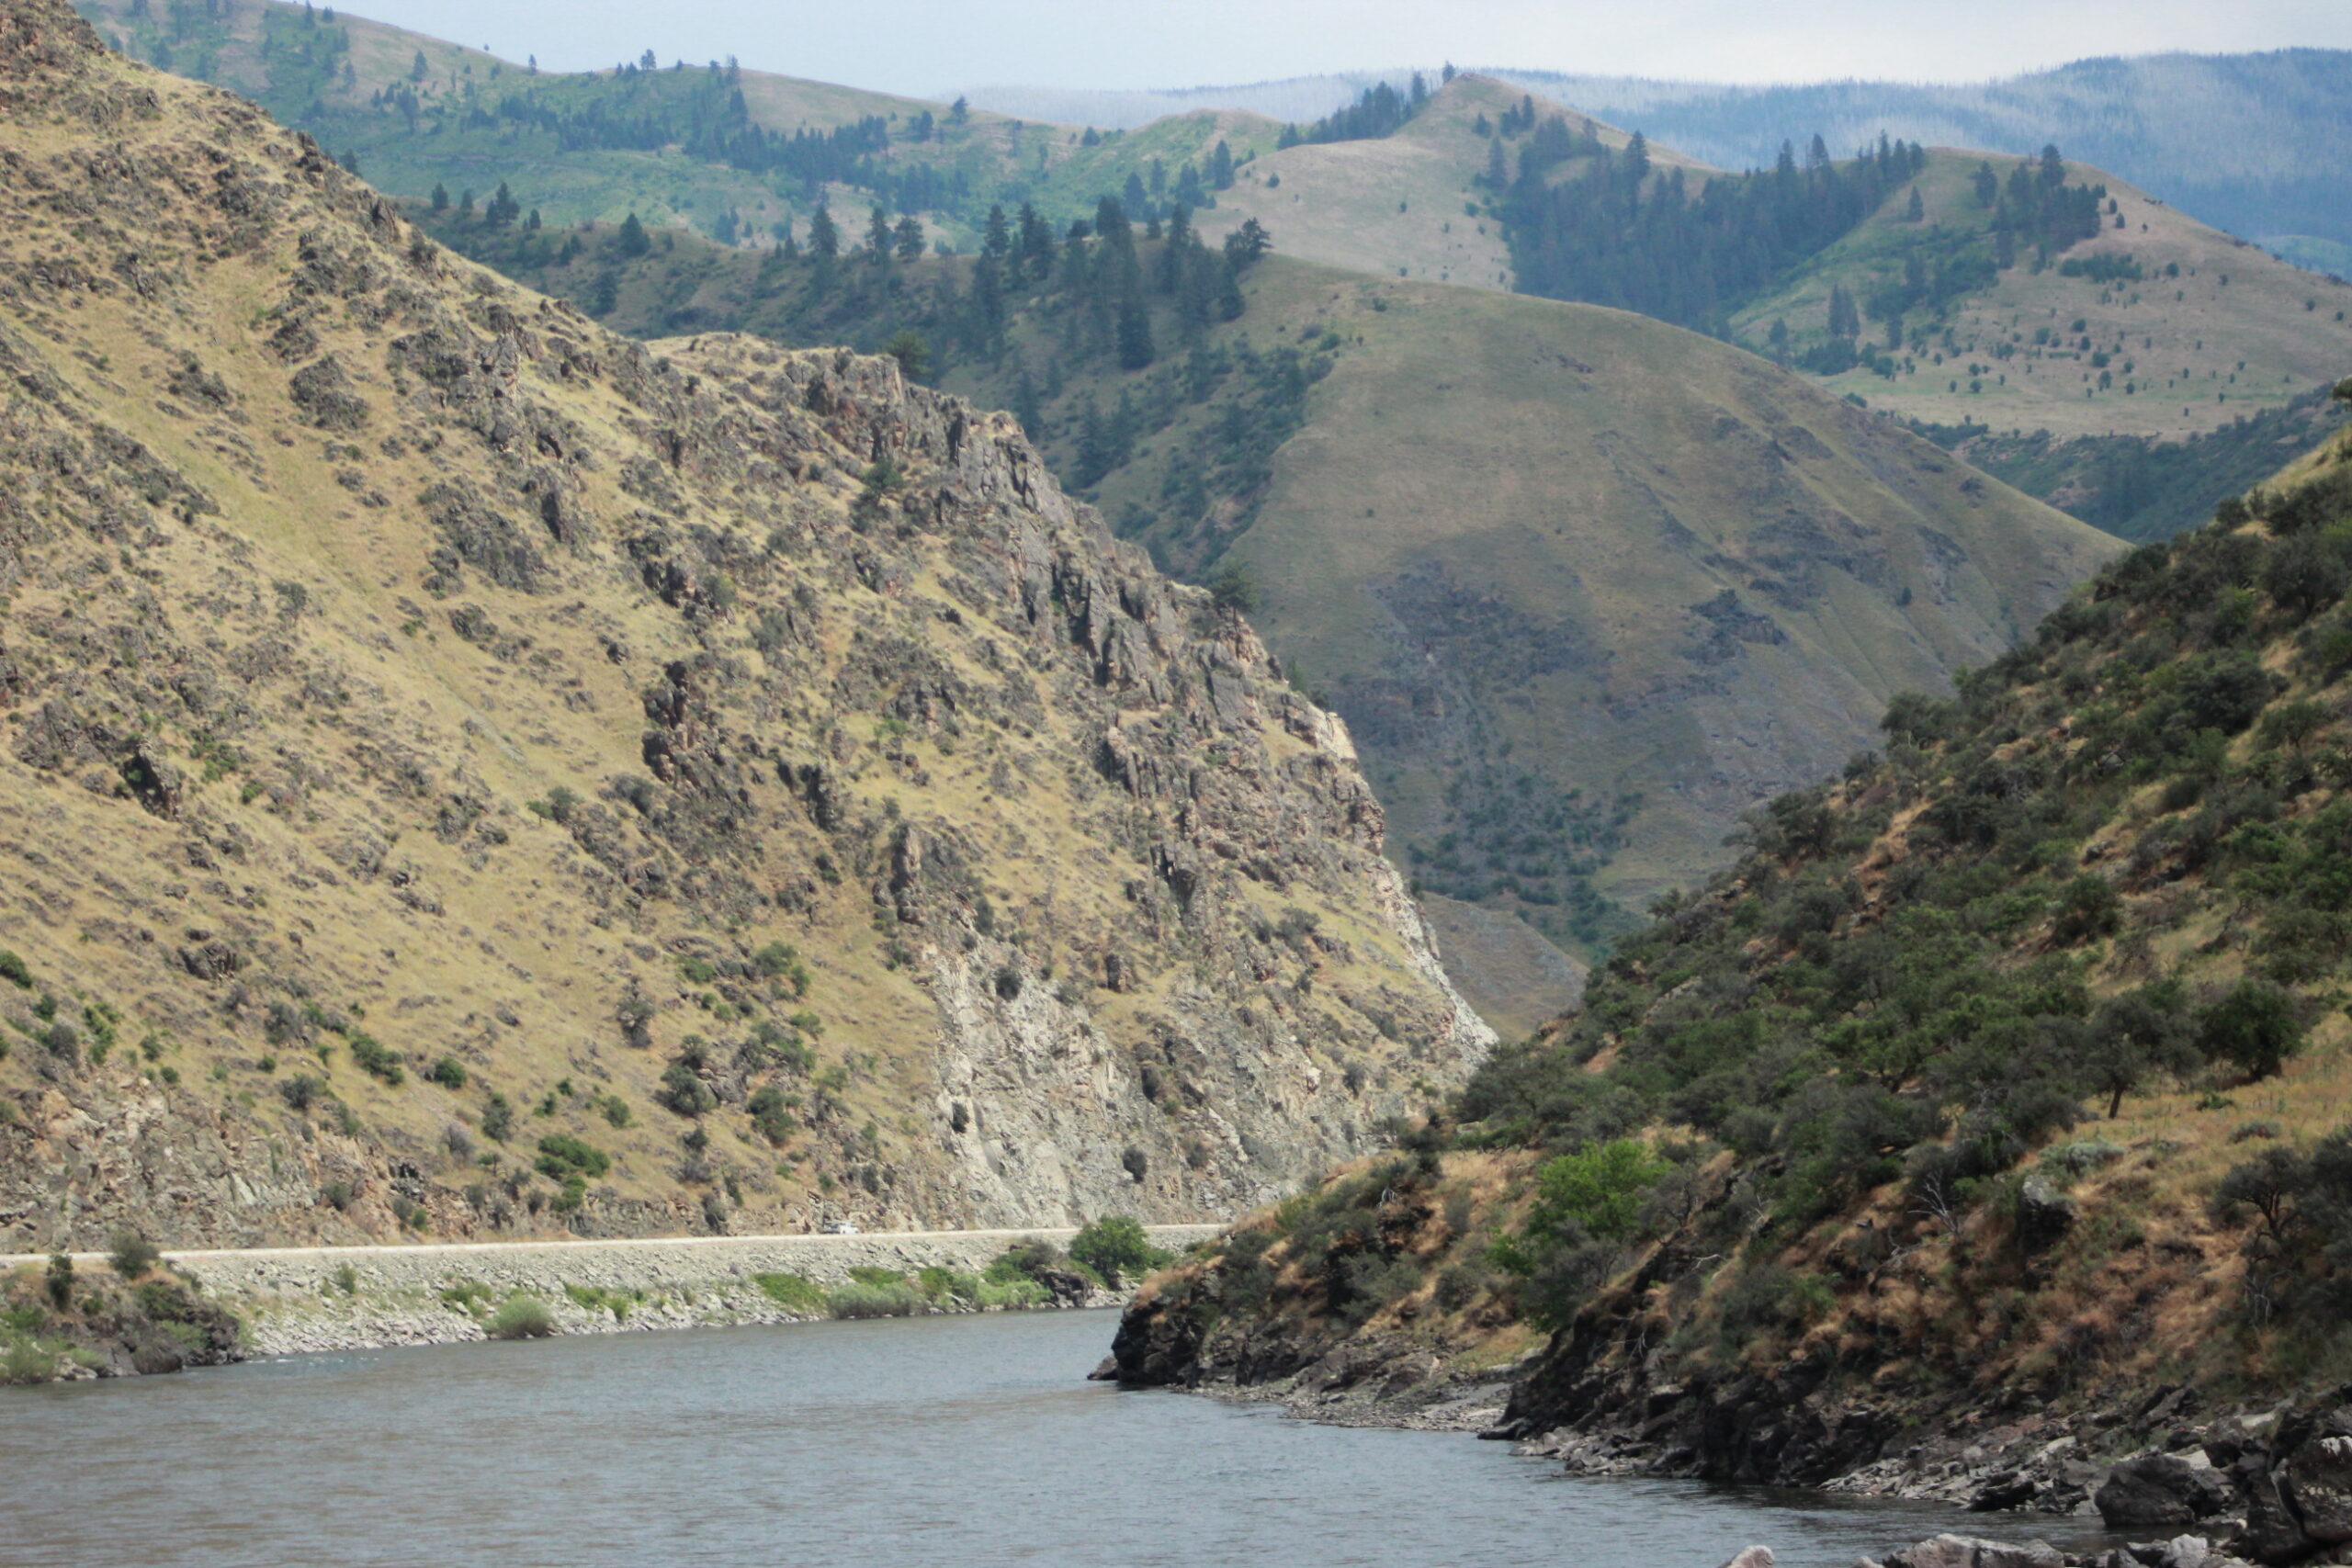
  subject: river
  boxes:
[5,1310,2122,1567]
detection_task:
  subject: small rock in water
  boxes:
[1715,1549,1774,1568]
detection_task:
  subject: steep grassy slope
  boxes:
[1116,410,2352,1500]
[74,0,1284,249]
[443,211,2115,985]
[0,0,1490,1252]
[1736,150,2352,441]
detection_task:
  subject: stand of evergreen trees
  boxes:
[1276,74,1430,149]
[1500,125,1928,335]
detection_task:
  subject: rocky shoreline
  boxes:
[1107,1302,2352,1568]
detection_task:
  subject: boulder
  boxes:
[2235,1468,2312,1563]
[1716,1550,1775,1568]
[2286,1434,2352,1543]
[1883,1534,2065,1568]
[2097,1451,2238,1529]
[2015,1175,2079,1255]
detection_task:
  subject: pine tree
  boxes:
[1012,367,1046,440]
[410,49,426,83]
[808,205,840,259]
[616,211,650,257]
[429,182,448,213]
[1073,395,1111,488]
[983,204,1012,260]
[1826,284,1858,340]
[1223,218,1272,268]
[1017,202,1054,277]
[1208,140,1234,191]
[894,214,925,261]
[1115,287,1155,370]
[1905,186,1925,223]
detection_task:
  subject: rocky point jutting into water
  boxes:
[0,0,1488,1251]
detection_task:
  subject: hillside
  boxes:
[1114,406,2352,1517]
[435,204,2117,1003]
[968,51,2352,257]
[0,0,1492,1254]
[74,0,1285,251]
[1734,149,2352,444]
[1188,73,1697,294]
[1494,51,2352,258]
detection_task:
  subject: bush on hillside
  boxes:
[108,1231,162,1280]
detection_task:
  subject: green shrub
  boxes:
[0,1335,59,1385]
[974,1274,1046,1309]
[1069,1214,1173,1286]
[827,1280,925,1318]
[846,1265,910,1289]
[424,1055,468,1089]
[747,1085,798,1146]
[1523,1140,1669,1246]
[0,951,30,989]
[2050,874,2120,944]
[108,1231,162,1280]
[345,1031,404,1085]
[916,1266,980,1304]
[564,1283,639,1320]
[752,1272,827,1313]
[439,1279,493,1314]
[2199,979,2306,1080]
[43,1254,72,1311]
[481,1090,514,1142]
[657,1059,718,1117]
[487,1293,555,1339]
[534,1134,610,1182]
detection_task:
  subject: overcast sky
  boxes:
[346,0,2352,96]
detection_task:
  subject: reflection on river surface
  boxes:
[4,1308,2123,1567]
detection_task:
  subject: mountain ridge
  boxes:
[0,0,1488,1251]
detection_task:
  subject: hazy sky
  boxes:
[345,0,2352,96]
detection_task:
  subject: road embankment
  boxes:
[3,1226,1222,1355]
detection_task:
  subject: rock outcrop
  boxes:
[0,0,1488,1248]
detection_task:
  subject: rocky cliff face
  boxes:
[0,0,1488,1249]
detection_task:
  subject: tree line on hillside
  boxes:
[1498,123,1930,334]
[1277,73,1431,148]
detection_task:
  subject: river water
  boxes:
[5,1310,2121,1568]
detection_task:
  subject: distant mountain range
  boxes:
[966,50,2352,258]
